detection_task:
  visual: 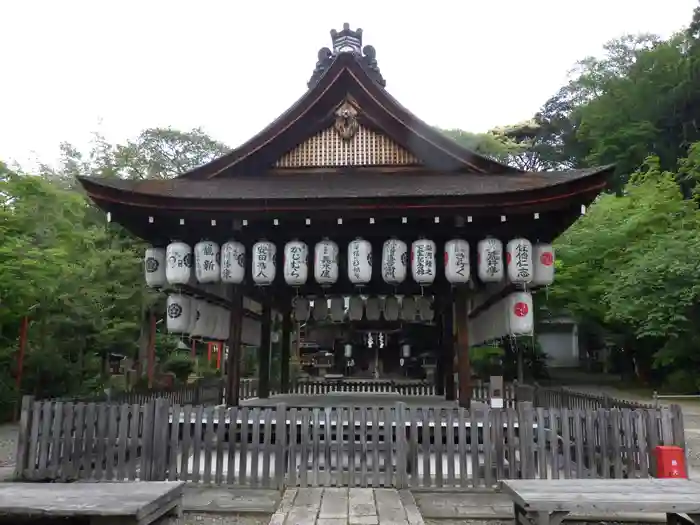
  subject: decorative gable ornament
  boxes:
[533,243,555,286]
[144,247,166,288]
[506,238,533,284]
[348,238,372,285]
[283,240,309,286]
[444,239,470,284]
[477,238,504,283]
[381,239,407,285]
[166,242,192,285]
[334,101,359,140]
[314,240,339,286]
[221,241,246,284]
[194,241,220,283]
[411,239,436,285]
[252,240,276,286]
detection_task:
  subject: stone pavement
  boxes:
[268,488,424,525]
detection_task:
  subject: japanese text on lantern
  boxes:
[289,245,302,278]
[256,244,269,279]
[384,241,397,280]
[201,243,216,272]
[222,244,241,281]
[415,243,434,277]
[485,242,500,277]
[320,244,333,279]
[515,242,531,279]
[454,246,466,277]
[351,242,361,280]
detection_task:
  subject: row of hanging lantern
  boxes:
[292,295,435,323]
[145,238,555,288]
[468,291,534,346]
[165,294,231,341]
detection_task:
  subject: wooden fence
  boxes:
[15,396,685,489]
[515,384,654,411]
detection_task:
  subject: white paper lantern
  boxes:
[221,241,246,284]
[190,301,211,338]
[400,296,417,321]
[212,306,230,341]
[186,298,201,334]
[166,294,190,334]
[344,344,353,358]
[506,238,534,284]
[401,344,411,358]
[144,247,166,287]
[292,297,310,322]
[416,296,434,322]
[381,239,407,285]
[203,303,219,339]
[348,296,364,321]
[219,308,230,341]
[383,296,400,321]
[193,241,220,283]
[165,242,192,285]
[506,291,534,335]
[477,238,504,283]
[444,239,470,284]
[208,306,222,341]
[252,241,277,286]
[533,243,555,286]
[284,240,309,286]
[365,296,381,321]
[312,298,328,321]
[329,297,345,322]
[348,238,372,285]
[314,240,339,286]
[411,239,436,285]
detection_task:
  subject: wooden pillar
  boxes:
[444,295,456,401]
[280,300,292,394]
[455,289,471,408]
[435,304,445,397]
[147,311,156,388]
[258,291,272,399]
[225,288,243,406]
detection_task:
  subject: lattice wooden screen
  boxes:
[275,124,421,168]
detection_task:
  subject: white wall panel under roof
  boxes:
[241,316,261,346]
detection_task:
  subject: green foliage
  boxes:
[162,352,196,383]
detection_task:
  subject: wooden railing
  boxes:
[15,396,684,489]
[515,384,654,411]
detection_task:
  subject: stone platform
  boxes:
[269,487,424,525]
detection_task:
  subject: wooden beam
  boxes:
[455,289,471,408]
[281,303,292,394]
[225,287,243,406]
[258,291,272,399]
[443,292,456,401]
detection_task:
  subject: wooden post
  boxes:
[147,311,156,389]
[225,288,243,406]
[443,294,456,401]
[16,316,28,392]
[455,289,471,408]
[280,300,292,394]
[258,291,272,399]
[435,302,445,397]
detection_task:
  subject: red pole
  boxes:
[16,316,28,391]
[216,343,221,370]
[207,342,212,364]
[147,311,156,388]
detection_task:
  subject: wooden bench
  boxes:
[0,480,184,524]
[502,479,700,525]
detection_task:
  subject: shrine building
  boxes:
[77,24,612,408]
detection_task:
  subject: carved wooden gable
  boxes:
[275,101,421,168]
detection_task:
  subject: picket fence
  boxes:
[515,384,655,411]
[15,396,684,490]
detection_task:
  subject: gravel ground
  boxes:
[161,514,270,525]
[0,424,18,467]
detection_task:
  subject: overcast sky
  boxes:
[0,0,696,169]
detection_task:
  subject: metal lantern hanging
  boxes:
[365,296,381,321]
[348,296,364,321]
[477,238,504,283]
[533,243,555,286]
[411,238,436,285]
[165,241,192,285]
[444,239,470,284]
[283,240,309,286]
[381,239,407,285]
[221,241,246,284]
[344,344,353,358]
[383,296,400,321]
[166,294,190,334]
[506,291,534,335]
[252,240,277,286]
[329,296,345,322]
[144,247,166,288]
[416,296,434,322]
[400,296,417,321]
[314,239,339,286]
[194,240,221,283]
[348,238,372,285]
[292,297,311,322]
[401,344,411,358]
[506,238,533,284]
[312,298,328,321]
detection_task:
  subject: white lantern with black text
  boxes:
[166,294,190,334]
[533,243,555,286]
[221,241,246,284]
[292,297,310,322]
[381,239,407,285]
[314,240,339,286]
[506,238,533,284]
[186,298,201,334]
[284,240,309,286]
[195,241,220,283]
[383,296,399,321]
[252,241,276,286]
[506,291,534,335]
[144,247,166,287]
[348,238,372,285]
[411,239,436,285]
[477,238,503,282]
[330,297,345,322]
[190,302,210,338]
[166,242,192,284]
[444,239,470,284]
[365,296,381,321]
